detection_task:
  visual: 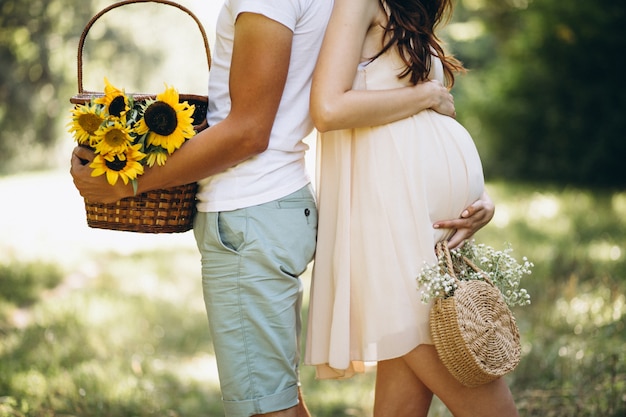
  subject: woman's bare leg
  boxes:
[402,344,519,417]
[373,357,433,417]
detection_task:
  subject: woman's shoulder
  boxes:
[360,2,389,59]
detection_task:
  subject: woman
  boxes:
[304,0,519,416]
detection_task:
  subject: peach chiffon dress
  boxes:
[305,44,485,379]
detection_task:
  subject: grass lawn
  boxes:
[0,171,624,416]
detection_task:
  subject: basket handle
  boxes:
[77,0,211,94]
[435,241,495,286]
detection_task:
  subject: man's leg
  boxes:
[194,186,317,417]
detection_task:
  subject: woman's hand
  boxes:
[70,146,132,204]
[420,79,455,118]
[434,191,495,249]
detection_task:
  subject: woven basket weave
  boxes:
[429,241,521,387]
[83,183,198,233]
[70,0,211,233]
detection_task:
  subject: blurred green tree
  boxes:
[2,0,624,187]
[0,0,97,174]
[451,0,626,188]
[0,0,209,175]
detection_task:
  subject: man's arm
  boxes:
[71,13,293,203]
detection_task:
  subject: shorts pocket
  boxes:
[217,210,247,253]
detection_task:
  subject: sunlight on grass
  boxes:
[0,170,222,416]
[526,193,560,220]
[491,190,572,237]
[0,170,198,266]
[613,193,626,219]
[1,173,625,416]
[555,287,625,328]
[589,240,622,261]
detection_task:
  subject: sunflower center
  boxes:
[104,128,128,147]
[104,156,127,172]
[144,101,178,135]
[78,113,103,134]
[109,95,126,117]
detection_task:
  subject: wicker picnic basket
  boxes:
[429,241,521,387]
[70,0,211,233]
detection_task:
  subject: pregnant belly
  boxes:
[417,111,484,221]
[359,110,485,223]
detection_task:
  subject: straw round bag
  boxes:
[70,0,211,233]
[429,241,521,387]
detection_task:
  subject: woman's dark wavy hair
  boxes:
[374,0,465,87]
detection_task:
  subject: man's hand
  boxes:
[70,146,132,204]
[434,191,495,249]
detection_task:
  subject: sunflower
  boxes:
[144,146,169,167]
[94,77,130,118]
[135,85,195,154]
[92,118,135,155]
[68,103,104,146]
[89,144,146,186]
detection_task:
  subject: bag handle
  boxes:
[435,241,495,286]
[77,0,211,94]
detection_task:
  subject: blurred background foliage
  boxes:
[0,182,624,417]
[0,0,89,173]
[446,0,625,188]
[1,0,624,185]
[1,0,625,416]
[0,0,211,174]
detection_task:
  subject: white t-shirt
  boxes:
[195,0,332,212]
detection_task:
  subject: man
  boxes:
[72,1,332,416]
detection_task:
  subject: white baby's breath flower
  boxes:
[416,240,533,307]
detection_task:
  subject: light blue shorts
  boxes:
[193,185,318,417]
